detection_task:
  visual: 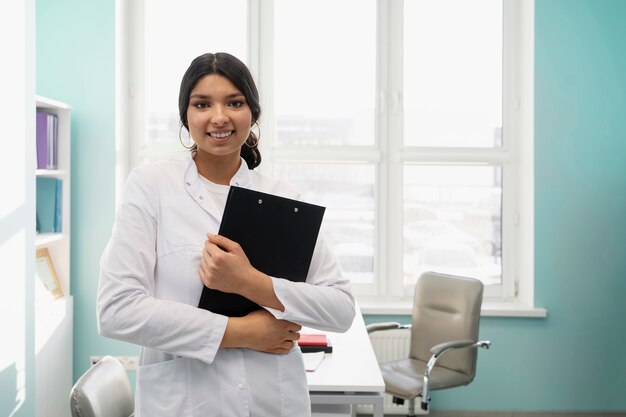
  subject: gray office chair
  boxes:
[366,271,491,416]
[70,355,134,417]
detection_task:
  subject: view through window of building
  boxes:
[404,0,503,148]
[402,0,505,290]
[402,165,503,293]
[272,0,377,284]
[274,0,376,147]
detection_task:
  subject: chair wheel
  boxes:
[392,396,405,405]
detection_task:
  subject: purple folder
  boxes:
[36,111,58,170]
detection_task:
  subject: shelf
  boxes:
[34,95,73,417]
[36,233,66,248]
[36,95,72,110]
[36,169,68,177]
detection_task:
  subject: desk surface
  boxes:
[305,307,384,393]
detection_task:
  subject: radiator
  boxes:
[355,328,412,415]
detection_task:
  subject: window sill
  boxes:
[358,298,547,318]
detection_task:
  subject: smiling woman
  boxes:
[98,52,356,417]
[178,53,261,185]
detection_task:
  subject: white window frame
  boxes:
[118,0,545,317]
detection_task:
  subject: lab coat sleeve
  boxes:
[267,235,356,332]
[97,168,227,364]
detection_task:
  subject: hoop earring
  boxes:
[245,121,260,147]
[179,125,194,150]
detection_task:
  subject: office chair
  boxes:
[366,271,491,416]
[69,355,134,417]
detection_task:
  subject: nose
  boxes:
[210,105,229,126]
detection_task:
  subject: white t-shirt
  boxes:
[198,175,230,214]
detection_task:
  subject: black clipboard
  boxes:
[198,186,326,317]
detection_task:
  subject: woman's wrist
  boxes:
[220,316,247,349]
[239,270,285,311]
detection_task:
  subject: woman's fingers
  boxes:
[270,340,297,355]
[288,323,302,334]
[242,310,304,354]
[272,328,300,353]
[287,331,300,342]
[207,233,240,253]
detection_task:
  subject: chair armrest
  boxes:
[430,339,489,356]
[425,339,491,384]
[365,322,411,334]
[421,340,491,411]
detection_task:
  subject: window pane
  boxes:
[274,163,375,284]
[404,0,503,147]
[403,165,502,288]
[144,0,248,148]
[274,0,376,146]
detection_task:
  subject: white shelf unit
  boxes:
[35,95,73,417]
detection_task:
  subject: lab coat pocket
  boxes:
[136,357,189,417]
[160,198,207,255]
[188,359,223,417]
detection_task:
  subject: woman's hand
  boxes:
[199,233,285,311]
[222,309,302,354]
[199,233,254,294]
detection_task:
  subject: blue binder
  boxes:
[36,177,62,233]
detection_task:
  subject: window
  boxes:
[120,0,248,165]
[144,0,248,152]
[120,0,535,312]
[268,0,379,295]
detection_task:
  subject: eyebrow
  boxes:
[189,92,245,100]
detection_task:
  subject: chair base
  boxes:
[391,396,430,416]
[392,396,405,406]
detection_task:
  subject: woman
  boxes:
[97,52,355,417]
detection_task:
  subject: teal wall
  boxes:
[35,0,626,412]
[36,0,139,385]
[531,0,626,407]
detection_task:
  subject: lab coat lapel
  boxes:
[182,155,253,222]
[183,157,222,221]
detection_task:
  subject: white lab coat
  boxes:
[97,155,355,417]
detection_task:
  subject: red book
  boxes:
[299,334,332,353]
[299,334,328,346]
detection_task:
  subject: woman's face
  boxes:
[187,74,253,162]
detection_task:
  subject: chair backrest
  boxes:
[409,271,483,378]
[70,355,134,417]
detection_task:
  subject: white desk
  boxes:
[306,308,385,417]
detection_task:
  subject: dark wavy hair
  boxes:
[178,52,261,169]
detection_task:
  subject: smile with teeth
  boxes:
[209,131,233,139]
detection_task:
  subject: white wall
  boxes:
[0,0,37,415]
